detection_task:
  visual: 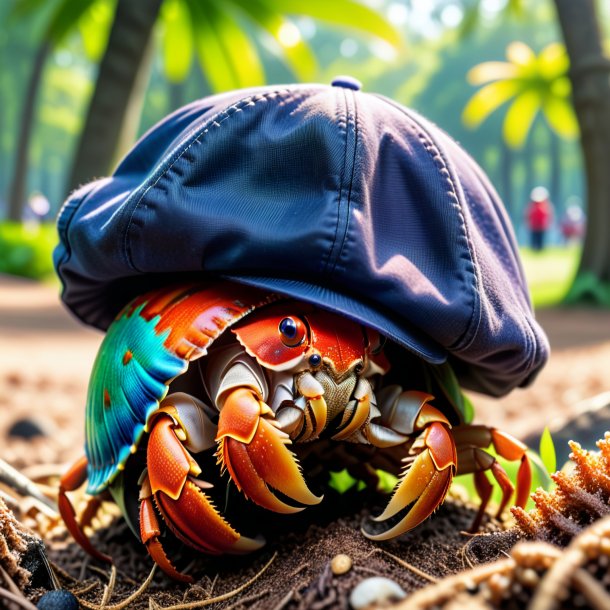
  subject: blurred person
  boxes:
[525,186,554,251]
[560,197,586,244]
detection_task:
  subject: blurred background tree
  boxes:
[1,0,609,307]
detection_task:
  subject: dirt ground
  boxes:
[1,274,609,608]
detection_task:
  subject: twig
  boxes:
[271,588,295,610]
[379,550,439,583]
[224,587,270,610]
[79,564,157,610]
[153,552,277,609]
[49,560,79,584]
[99,565,117,609]
[0,587,38,610]
[0,457,57,511]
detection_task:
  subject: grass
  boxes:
[0,222,58,280]
[520,245,581,309]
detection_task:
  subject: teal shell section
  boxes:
[85,304,186,494]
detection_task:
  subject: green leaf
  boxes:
[542,96,579,139]
[376,469,398,494]
[45,0,99,44]
[467,61,519,86]
[232,0,317,81]
[427,362,470,421]
[328,469,357,494]
[161,0,193,83]
[461,393,475,425]
[77,0,114,61]
[463,80,522,128]
[537,42,569,80]
[187,0,265,91]
[539,427,557,475]
[503,89,541,148]
[265,0,403,49]
[505,40,535,68]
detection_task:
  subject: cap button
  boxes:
[331,75,362,91]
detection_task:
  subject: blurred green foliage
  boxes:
[463,41,578,149]
[0,222,57,279]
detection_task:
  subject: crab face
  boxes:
[232,302,384,380]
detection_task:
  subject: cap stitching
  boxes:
[379,99,481,350]
[331,88,359,277]
[427,140,482,352]
[323,87,349,275]
[123,88,307,272]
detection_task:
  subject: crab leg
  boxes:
[58,455,112,564]
[216,387,322,512]
[363,392,457,540]
[143,400,263,580]
[452,424,532,530]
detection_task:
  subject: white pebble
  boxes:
[349,576,407,609]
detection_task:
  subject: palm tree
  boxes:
[463,41,577,149]
[462,40,578,233]
[553,0,610,306]
[7,0,111,221]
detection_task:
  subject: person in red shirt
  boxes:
[526,186,554,251]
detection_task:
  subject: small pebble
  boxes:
[37,590,79,609]
[8,418,46,439]
[331,553,353,575]
[349,576,406,609]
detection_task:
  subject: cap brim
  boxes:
[222,274,447,365]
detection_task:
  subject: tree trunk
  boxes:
[67,0,163,193]
[554,0,610,305]
[7,42,49,221]
[549,130,561,214]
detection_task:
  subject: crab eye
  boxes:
[308,353,322,368]
[278,317,306,347]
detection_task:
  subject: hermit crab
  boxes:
[59,281,532,582]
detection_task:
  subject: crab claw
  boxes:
[216,388,322,513]
[364,420,457,540]
[143,409,263,579]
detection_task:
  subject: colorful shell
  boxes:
[85,282,277,494]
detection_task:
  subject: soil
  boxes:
[1,273,609,609]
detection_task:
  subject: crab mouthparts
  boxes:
[313,368,358,424]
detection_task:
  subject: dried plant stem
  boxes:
[99,565,117,608]
[0,457,57,512]
[380,550,439,583]
[151,552,277,610]
[79,564,157,610]
[0,587,38,610]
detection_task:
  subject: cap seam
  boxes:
[375,96,482,351]
[429,139,483,352]
[331,88,359,277]
[323,87,349,275]
[123,88,304,273]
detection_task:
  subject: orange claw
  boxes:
[144,410,263,576]
[216,387,322,513]
[58,455,112,564]
[364,416,457,541]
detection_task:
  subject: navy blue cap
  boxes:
[53,81,549,396]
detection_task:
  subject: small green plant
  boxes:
[539,426,557,475]
[0,222,58,280]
